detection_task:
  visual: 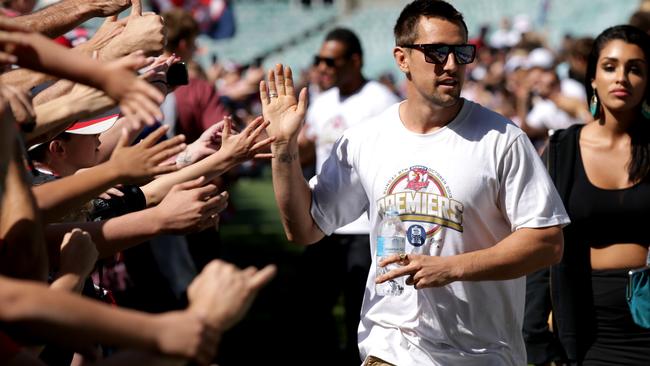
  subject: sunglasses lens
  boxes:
[454,45,476,64]
[313,56,336,67]
[422,46,449,64]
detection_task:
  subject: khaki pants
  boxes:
[364,355,396,366]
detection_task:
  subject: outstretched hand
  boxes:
[153,177,228,234]
[108,125,186,184]
[173,120,230,168]
[102,0,166,58]
[219,115,275,162]
[259,64,308,145]
[51,229,99,293]
[101,51,164,125]
[187,259,277,331]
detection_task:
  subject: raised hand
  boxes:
[84,15,127,55]
[259,64,308,144]
[108,125,186,184]
[187,259,277,331]
[218,115,275,163]
[101,50,164,125]
[152,177,229,234]
[51,229,99,293]
[140,54,182,95]
[174,119,230,168]
[102,0,166,58]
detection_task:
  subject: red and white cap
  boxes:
[65,108,121,135]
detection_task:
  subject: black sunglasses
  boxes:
[313,55,339,68]
[401,43,476,65]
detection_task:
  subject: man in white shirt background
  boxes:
[295,27,400,365]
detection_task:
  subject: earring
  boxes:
[642,100,650,119]
[590,92,600,118]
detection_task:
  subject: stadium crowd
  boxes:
[0,0,649,365]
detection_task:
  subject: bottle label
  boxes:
[377,236,405,257]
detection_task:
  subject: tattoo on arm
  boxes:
[278,152,298,163]
[175,151,193,167]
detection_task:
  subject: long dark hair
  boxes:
[585,25,650,182]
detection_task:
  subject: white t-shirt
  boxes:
[309,99,570,365]
[305,80,399,234]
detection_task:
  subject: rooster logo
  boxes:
[406,167,430,192]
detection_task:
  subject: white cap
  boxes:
[526,48,555,70]
[65,108,120,135]
[504,54,528,73]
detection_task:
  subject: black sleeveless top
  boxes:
[567,142,650,248]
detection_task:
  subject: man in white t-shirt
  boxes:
[260,1,569,365]
[296,28,400,364]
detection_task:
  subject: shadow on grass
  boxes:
[215,173,350,366]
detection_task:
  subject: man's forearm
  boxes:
[27,87,113,145]
[32,163,122,223]
[15,32,110,93]
[271,142,323,244]
[141,149,237,206]
[32,79,74,106]
[45,209,163,258]
[0,68,54,94]
[448,226,563,282]
[0,142,48,281]
[13,0,98,38]
[0,276,160,353]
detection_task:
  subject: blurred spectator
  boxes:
[490,17,521,49]
[469,24,489,51]
[152,0,236,39]
[161,8,228,143]
[564,37,593,97]
[629,10,650,34]
[515,48,589,150]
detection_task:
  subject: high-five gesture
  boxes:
[259,64,308,145]
[219,115,275,163]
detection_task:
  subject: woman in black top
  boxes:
[525,25,650,365]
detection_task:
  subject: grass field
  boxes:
[215,167,350,365]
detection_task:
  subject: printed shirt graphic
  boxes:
[377,165,464,249]
[310,100,569,365]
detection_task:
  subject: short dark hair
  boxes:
[28,132,72,163]
[394,0,468,46]
[163,9,200,53]
[324,27,363,59]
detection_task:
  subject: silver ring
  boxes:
[269,91,278,98]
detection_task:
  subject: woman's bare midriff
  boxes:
[590,243,649,270]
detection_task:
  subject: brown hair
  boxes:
[394,0,468,46]
[163,9,200,53]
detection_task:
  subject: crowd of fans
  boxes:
[0,0,649,365]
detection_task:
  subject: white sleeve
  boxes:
[310,135,369,235]
[497,134,570,231]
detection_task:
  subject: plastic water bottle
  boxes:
[375,206,406,296]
